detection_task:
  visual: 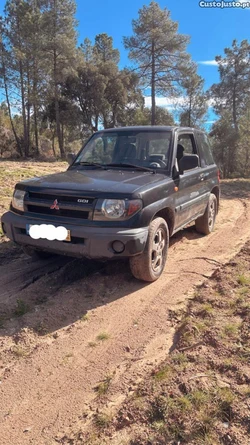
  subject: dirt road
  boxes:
[0,182,250,445]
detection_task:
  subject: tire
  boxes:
[129,217,169,282]
[195,194,217,235]
[22,246,54,260]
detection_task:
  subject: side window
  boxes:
[177,134,197,155]
[176,133,199,169]
[197,133,215,167]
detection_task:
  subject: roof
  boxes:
[95,125,201,133]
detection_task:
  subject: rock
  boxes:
[23,427,32,433]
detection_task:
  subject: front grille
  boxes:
[28,192,95,205]
[25,191,95,220]
[27,205,89,219]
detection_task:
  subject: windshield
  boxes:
[74,130,172,171]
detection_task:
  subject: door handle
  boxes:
[199,173,205,181]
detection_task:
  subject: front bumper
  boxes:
[1,211,148,259]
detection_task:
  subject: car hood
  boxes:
[17,168,169,196]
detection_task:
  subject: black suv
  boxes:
[1,126,220,282]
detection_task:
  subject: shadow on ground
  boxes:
[0,225,202,338]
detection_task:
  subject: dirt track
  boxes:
[1,183,250,445]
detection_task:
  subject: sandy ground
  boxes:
[0,182,250,445]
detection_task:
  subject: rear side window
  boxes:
[177,134,197,155]
[196,133,215,167]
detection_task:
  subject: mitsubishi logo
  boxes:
[50,199,59,210]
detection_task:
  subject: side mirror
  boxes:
[179,154,199,174]
[67,153,76,165]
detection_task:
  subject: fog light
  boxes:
[112,240,125,254]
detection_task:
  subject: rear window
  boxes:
[196,133,215,167]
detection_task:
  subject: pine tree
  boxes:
[93,33,120,64]
[180,68,207,128]
[209,39,250,133]
[124,1,191,125]
[41,0,77,157]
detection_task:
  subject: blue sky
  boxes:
[75,0,250,86]
[74,0,250,126]
[0,0,249,126]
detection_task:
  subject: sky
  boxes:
[0,0,249,126]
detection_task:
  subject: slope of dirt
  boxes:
[0,181,250,445]
[85,242,250,445]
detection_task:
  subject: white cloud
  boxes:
[198,60,219,66]
[144,96,186,109]
[144,96,215,112]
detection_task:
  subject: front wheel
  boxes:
[129,217,169,282]
[195,194,217,235]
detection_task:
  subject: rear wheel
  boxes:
[129,217,169,282]
[22,246,54,260]
[195,194,217,235]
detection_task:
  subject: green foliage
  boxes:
[209,40,250,178]
[94,375,112,396]
[96,332,110,341]
[93,412,112,429]
[237,274,250,286]
[93,33,120,64]
[124,1,192,124]
[210,40,250,132]
[179,69,208,129]
[1,0,78,158]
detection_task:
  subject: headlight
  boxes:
[102,199,126,219]
[94,198,142,220]
[12,189,26,212]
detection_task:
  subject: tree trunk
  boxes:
[103,115,108,129]
[94,114,98,132]
[27,65,31,154]
[0,43,22,156]
[52,129,56,156]
[61,121,64,152]
[34,104,39,155]
[20,60,29,157]
[151,39,156,126]
[32,56,39,156]
[232,83,238,133]
[53,0,65,158]
[188,96,192,127]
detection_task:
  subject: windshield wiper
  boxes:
[106,163,155,173]
[75,161,107,169]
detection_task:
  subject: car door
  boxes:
[174,131,209,229]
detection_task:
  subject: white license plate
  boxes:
[26,224,71,242]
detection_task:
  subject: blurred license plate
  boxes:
[26,224,71,242]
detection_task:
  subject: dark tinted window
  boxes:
[197,133,215,167]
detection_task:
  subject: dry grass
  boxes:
[0,161,66,229]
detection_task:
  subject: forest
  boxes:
[0,0,249,178]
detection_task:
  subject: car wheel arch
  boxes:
[211,186,220,211]
[152,207,175,236]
